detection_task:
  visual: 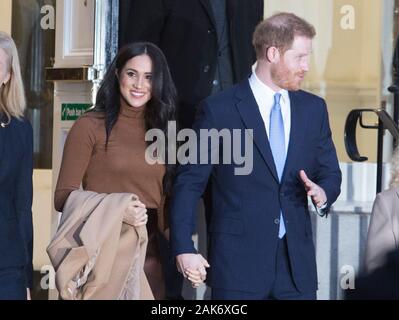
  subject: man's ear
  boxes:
[266,46,280,63]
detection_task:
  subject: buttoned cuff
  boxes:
[315,202,329,217]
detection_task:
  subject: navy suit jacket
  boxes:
[0,116,33,288]
[170,79,342,293]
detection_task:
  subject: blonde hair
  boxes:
[253,12,316,59]
[390,147,399,188]
[0,31,26,123]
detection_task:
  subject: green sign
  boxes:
[61,103,92,121]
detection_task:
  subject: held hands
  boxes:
[299,170,327,208]
[176,253,210,288]
[124,197,148,227]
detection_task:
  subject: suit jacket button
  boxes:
[274,218,280,225]
[203,65,210,73]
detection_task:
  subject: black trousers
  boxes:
[146,208,184,300]
[212,237,317,300]
[144,209,166,300]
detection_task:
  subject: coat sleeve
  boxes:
[365,193,397,273]
[119,0,173,47]
[258,0,264,21]
[169,100,216,257]
[15,120,34,288]
[314,99,342,211]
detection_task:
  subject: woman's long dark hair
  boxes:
[93,42,178,195]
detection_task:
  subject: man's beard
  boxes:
[271,63,305,91]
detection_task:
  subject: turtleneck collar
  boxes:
[119,99,146,119]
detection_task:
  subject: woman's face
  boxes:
[119,54,153,109]
[0,48,11,87]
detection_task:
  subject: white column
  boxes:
[0,0,12,34]
[49,0,95,299]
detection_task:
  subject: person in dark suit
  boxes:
[345,248,399,300]
[119,0,264,299]
[169,12,342,300]
[0,32,33,300]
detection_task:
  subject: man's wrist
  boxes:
[315,202,328,216]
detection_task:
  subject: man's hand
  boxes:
[299,170,327,208]
[176,253,210,287]
[185,268,205,289]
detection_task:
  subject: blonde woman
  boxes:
[0,32,33,300]
[365,148,399,273]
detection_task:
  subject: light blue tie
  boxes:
[269,93,286,238]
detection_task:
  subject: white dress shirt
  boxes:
[249,71,291,153]
[248,72,328,213]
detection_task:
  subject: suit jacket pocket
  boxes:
[209,217,244,235]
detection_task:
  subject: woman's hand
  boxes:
[124,198,148,227]
[185,268,205,289]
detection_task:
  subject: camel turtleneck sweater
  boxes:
[54,102,165,213]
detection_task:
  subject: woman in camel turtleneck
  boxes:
[54,42,179,299]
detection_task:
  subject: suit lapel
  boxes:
[281,91,308,182]
[235,80,279,183]
[199,0,216,29]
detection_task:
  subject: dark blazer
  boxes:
[119,0,264,128]
[170,80,342,294]
[0,115,33,288]
[346,248,399,300]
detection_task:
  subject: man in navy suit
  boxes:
[170,12,342,300]
[120,1,264,300]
